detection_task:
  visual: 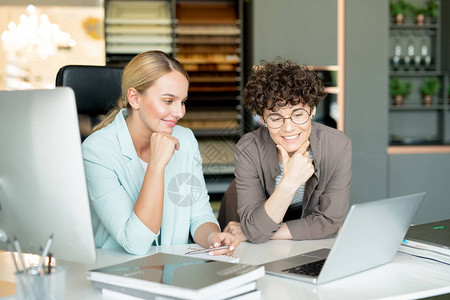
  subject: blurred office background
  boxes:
[0,0,449,224]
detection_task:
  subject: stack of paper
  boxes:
[399,219,450,265]
[88,252,264,299]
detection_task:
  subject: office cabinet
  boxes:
[104,1,174,66]
[388,0,450,145]
[174,0,243,196]
[104,0,245,196]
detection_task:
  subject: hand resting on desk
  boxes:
[224,221,248,242]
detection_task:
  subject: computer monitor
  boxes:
[0,87,96,263]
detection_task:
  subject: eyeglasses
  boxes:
[264,108,312,129]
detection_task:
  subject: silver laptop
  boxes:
[262,193,425,284]
[0,88,96,263]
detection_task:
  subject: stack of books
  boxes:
[87,252,264,299]
[399,219,450,265]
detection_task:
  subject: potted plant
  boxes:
[390,0,410,25]
[410,3,428,25]
[390,77,412,106]
[427,0,440,21]
[420,77,440,106]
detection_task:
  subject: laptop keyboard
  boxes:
[282,259,326,276]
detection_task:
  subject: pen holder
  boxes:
[15,266,66,300]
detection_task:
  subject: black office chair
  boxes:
[55,65,123,140]
[217,179,240,229]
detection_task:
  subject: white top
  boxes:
[139,157,148,171]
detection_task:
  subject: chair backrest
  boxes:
[55,65,123,140]
[56,65,123,116]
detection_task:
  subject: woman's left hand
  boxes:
[223,221,248,242]
[207,232,240,256]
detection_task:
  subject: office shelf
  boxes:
[104,0,245,194]
[388,0,450,146]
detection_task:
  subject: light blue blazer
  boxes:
[82,109,218,255]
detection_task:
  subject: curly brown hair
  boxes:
[243,58,327,116]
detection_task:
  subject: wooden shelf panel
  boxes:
[178,57,240,64]
[106,19,171,25]
[388,145,450,154]
[183,110,239,121]
[178,120,239,130]
[176,25,240,36]
[106,1,171,19]
[189,76,240,83]
[106,35,172,44]
[106,25,172,35]
[310,65,340,71]
[176,3,238,25]
[176,44,239,54]
[324,87,340,94]
[183,63,239,72]
[106,44,172,54]
[192,128,242,137]
[187,93,239,102]
[177,36,240,45]
[188,85,239,92]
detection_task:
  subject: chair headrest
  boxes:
[56,65,123,115]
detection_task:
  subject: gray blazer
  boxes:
[234,122,352,243]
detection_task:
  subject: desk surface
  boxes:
[1,239,450,300]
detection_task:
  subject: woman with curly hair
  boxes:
[220,58,352,243]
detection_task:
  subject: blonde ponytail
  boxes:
[92,95,129,133]
[91,50,188,134]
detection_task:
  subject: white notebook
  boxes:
[169,246,240,263]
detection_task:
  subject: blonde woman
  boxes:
[82,51,239,255]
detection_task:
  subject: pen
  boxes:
[6,239,20,273]
[33,234,54,275]
[185,245,230,255]
[13,238,38,298]
[13,237,27,273]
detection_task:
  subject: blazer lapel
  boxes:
[303,122,320,208]
[261,128,281,195]
[115,109,145,196]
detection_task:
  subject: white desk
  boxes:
[1,239,450,300]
